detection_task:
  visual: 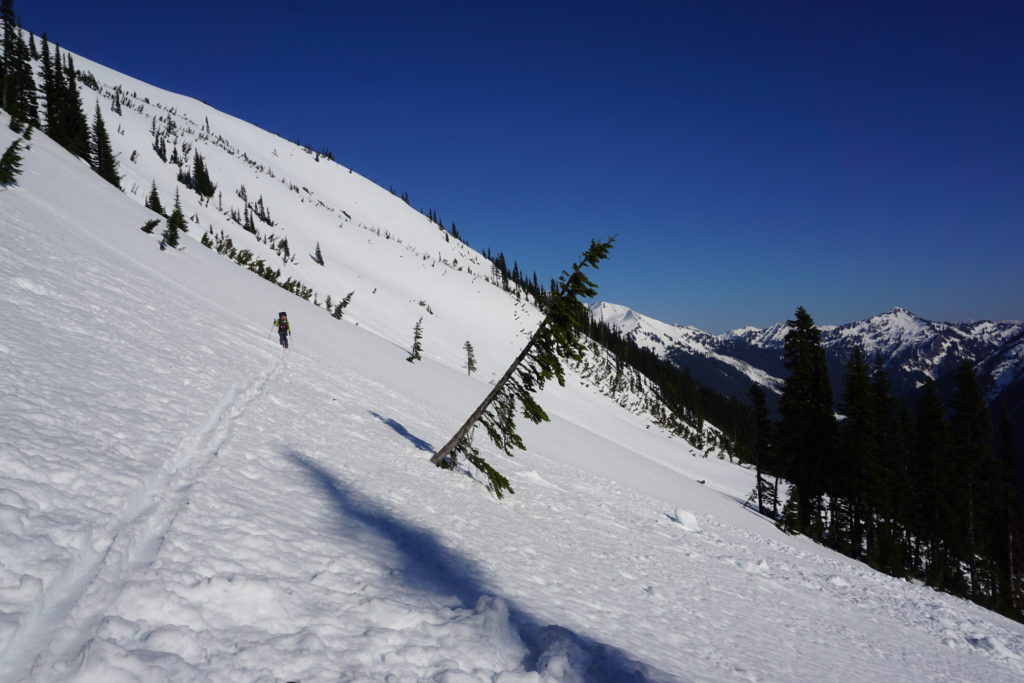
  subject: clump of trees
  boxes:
[760,305,1022,620]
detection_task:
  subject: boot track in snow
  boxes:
[0,354,286,682]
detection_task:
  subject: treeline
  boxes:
[581,314,754,451]
[0,1,121,188]
[752,306,1021,620]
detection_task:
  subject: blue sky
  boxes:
[21,1,1024,332]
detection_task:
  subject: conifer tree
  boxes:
[988,402,1018,616]
[0,133,23,185]
[915,378,954,588]
[867,354,906,574]
[332,291,353,319]
[949,361,994,599]
[464,341,477,376]
[90,101,121,188]
[430,238,614,498]
[145,181,164,215]
[748,383,777,517]
[162,188,187,247]
[61,54,90,159]
[1,1,39,130]
[2,0,19,115]
[47,44,72,146]
[39,35,56,130]
[777,306,836,538]
[192,151,216,197]
[835,346,873,555]
[314,242,324,265]
[406,318,423,362]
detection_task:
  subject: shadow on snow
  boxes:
[285,449,677,682]
[369,411,434,452]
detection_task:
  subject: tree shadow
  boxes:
[369,411,434,452]
[284,450,676,682]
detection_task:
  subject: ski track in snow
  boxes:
[0,355,285,681]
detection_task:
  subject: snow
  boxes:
[592,302,785,394]
[2,45,1024,682]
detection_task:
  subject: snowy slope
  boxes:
[2,50,1024,682]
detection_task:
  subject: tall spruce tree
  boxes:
[748,383,777,517]
[992,402,1019,616]
[1,1,39,130]
[868,354,906,575]
[1,0,18,115]
[949,361,994,600]
[60,54,90,159]
[836,346,874,556]
[777,306,836,538]
[39,35,58,132]
[915,378,955,589]
[90,101,120,188]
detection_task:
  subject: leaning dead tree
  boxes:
[430,237,615,498]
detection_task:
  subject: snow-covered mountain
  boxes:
[595,302,1024,406]
[3,35,1024,681]
[591,302,786,401]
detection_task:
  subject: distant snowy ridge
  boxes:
[595,302,1024,404]
[591,302,785,395]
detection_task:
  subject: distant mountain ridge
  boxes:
[592,302,1024,408]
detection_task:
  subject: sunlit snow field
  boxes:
[2,50,1024,682]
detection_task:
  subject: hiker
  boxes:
[274,311,291,349]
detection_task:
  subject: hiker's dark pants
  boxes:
[279,331,289,348]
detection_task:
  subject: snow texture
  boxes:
[1,44,1024,682]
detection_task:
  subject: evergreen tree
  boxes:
[868,353,906,575]
[332,291,353,319]
[748,383,777,517]
[313,242,324,265]
[192,151,216,197]
[836,346,874,556]
[464,341,477,376]
[162,188,187,247]
[0,133,23,185]
[60,54,90,159]
[915,378,955,589]
[145,181,164,215]
[39,35,56,130]
[1,1,39,130]
[992,402,1019,616]
[949,361,994,600]
[46,43,70,146]
[430,238,614,498]
[406,318,423,362]
[777,306,836,538]
[90,101,120,188]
